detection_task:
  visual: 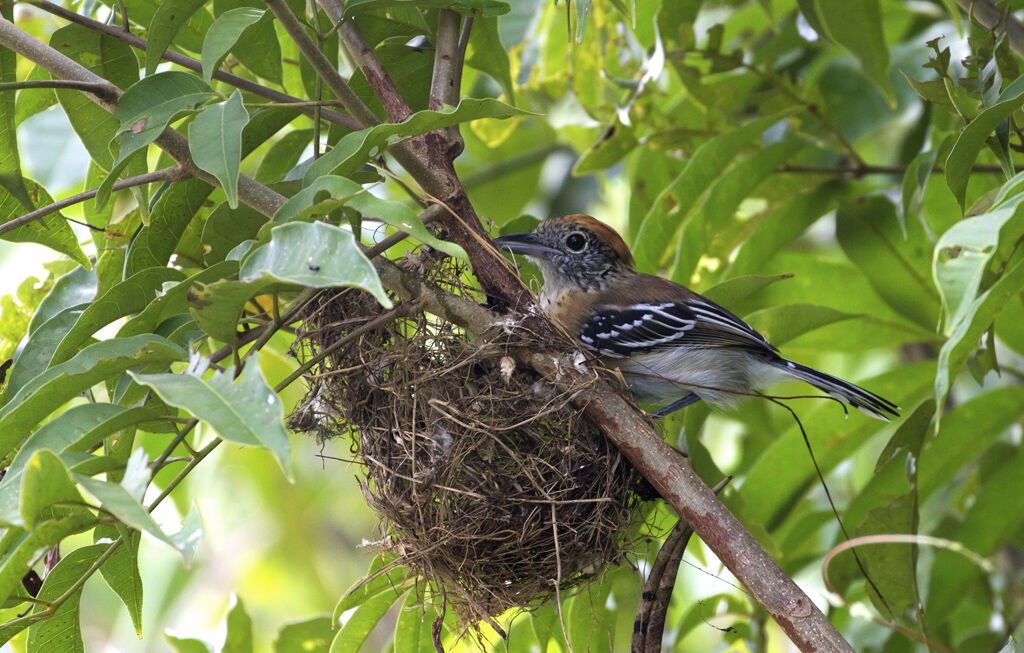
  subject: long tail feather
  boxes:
[775,359,900,421]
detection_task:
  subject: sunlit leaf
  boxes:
[26,544,106,653]
[188,91,250,208]
[95,525,144,637]
[129,351,292,478]
[200,8,266,83]
[224,594,253,653]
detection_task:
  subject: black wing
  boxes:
[578,300,776,357]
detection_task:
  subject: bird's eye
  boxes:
[564,232,587,253]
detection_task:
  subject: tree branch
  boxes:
[777,163,1005,177]
[429,9,465,157]
[0,79,115,96]
[375,259,855,653]
[956,0,1024,59]
[0,166,186,236]
[29,0,362,131]
[0,16,287,220]
[318,0,413,123]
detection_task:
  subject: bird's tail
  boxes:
[774,359,899,421]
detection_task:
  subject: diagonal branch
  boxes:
[318,0,413,123]
[29,0,362,131]
[0,166,186,236]
[0,16,287,219]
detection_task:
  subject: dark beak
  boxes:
[493,233,559,259]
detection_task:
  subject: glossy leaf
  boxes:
[224,595,254,653]
[188,91,249,208]
[129,352,292,478]
[935,258,1024,411]
[76,471,203,562]
[633,109,799,270]
[329,590,405,653]
[274,176,465,260]
[945,76,1024,209]
[301,98,531,184]
[95,525,144,637]
[241,221,391,307]
[835,196,940,330]
[98,72,216,210]
[20,450,86,529]
[145,0,210,75]
[273,616,333,653]
[200,8,265,83]
[813,0,893,102]
[933,200,1024,334]
[0,179,90,267]
[26,544,106,653]
[0,335,187,459]
[50,267,184,366]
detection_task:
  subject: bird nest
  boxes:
[288,256,644,624]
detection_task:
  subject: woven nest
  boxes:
[288,256,644,624]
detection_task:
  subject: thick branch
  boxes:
[30,0,362,131]
[377,260,855,653]
[429,9,465,156]
[318,0,413,123]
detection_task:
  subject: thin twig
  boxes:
[0,79,115,96]
[0,166,184,237]
[777,163,1005,177]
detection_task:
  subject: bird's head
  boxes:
[493,214,634,292]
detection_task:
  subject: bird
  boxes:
[493,214,899,420]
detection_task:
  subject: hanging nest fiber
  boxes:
[288,256,644,624]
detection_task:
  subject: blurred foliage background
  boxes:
[1,0,1024,651]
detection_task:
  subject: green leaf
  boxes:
[701,274,793,311]
[341,0,458,19]
[738,362,933,527]
[200,8,265,83]
[129,351,292,478]
[20,450,86,529]
[0,0,31,212]
[188,91,250,208]
[26,544,106,653]
[0,512,96,608]
[392,599,436,653]
[633,109,799,270]
[933,201,1024,334]
[242,221,392,308]
[854,492,918,619]
[466,16,515,102]
[671,137,806,282]
[274,176,465,260]
[165,634,212,653]
[273,615,333,653]
[98,72,216,210]
[224,594,254,653]
[76,471,203,562]
[49,24,139,171]
[945,76,1024,210]
[835,196,940,331]
[333,556,408,622]
[27,265,96,334]
[329,590,405,653]
[573,122,637,176]
[901,149,940,230]
[935,257,1024,411]
[188,277,278,344]
[4,306,87,400]
[302,98,531,184]
[0,335,187,460]
[812,0,893,102]
[124,106,296,275]
[0,178,90,267]
[202,203,269,264]
[146,0,211,75]
[118,261,239,339]
[743,303,856,347]
[50,267,184,366]
[95,525,144,638]
[226,11,282,84]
